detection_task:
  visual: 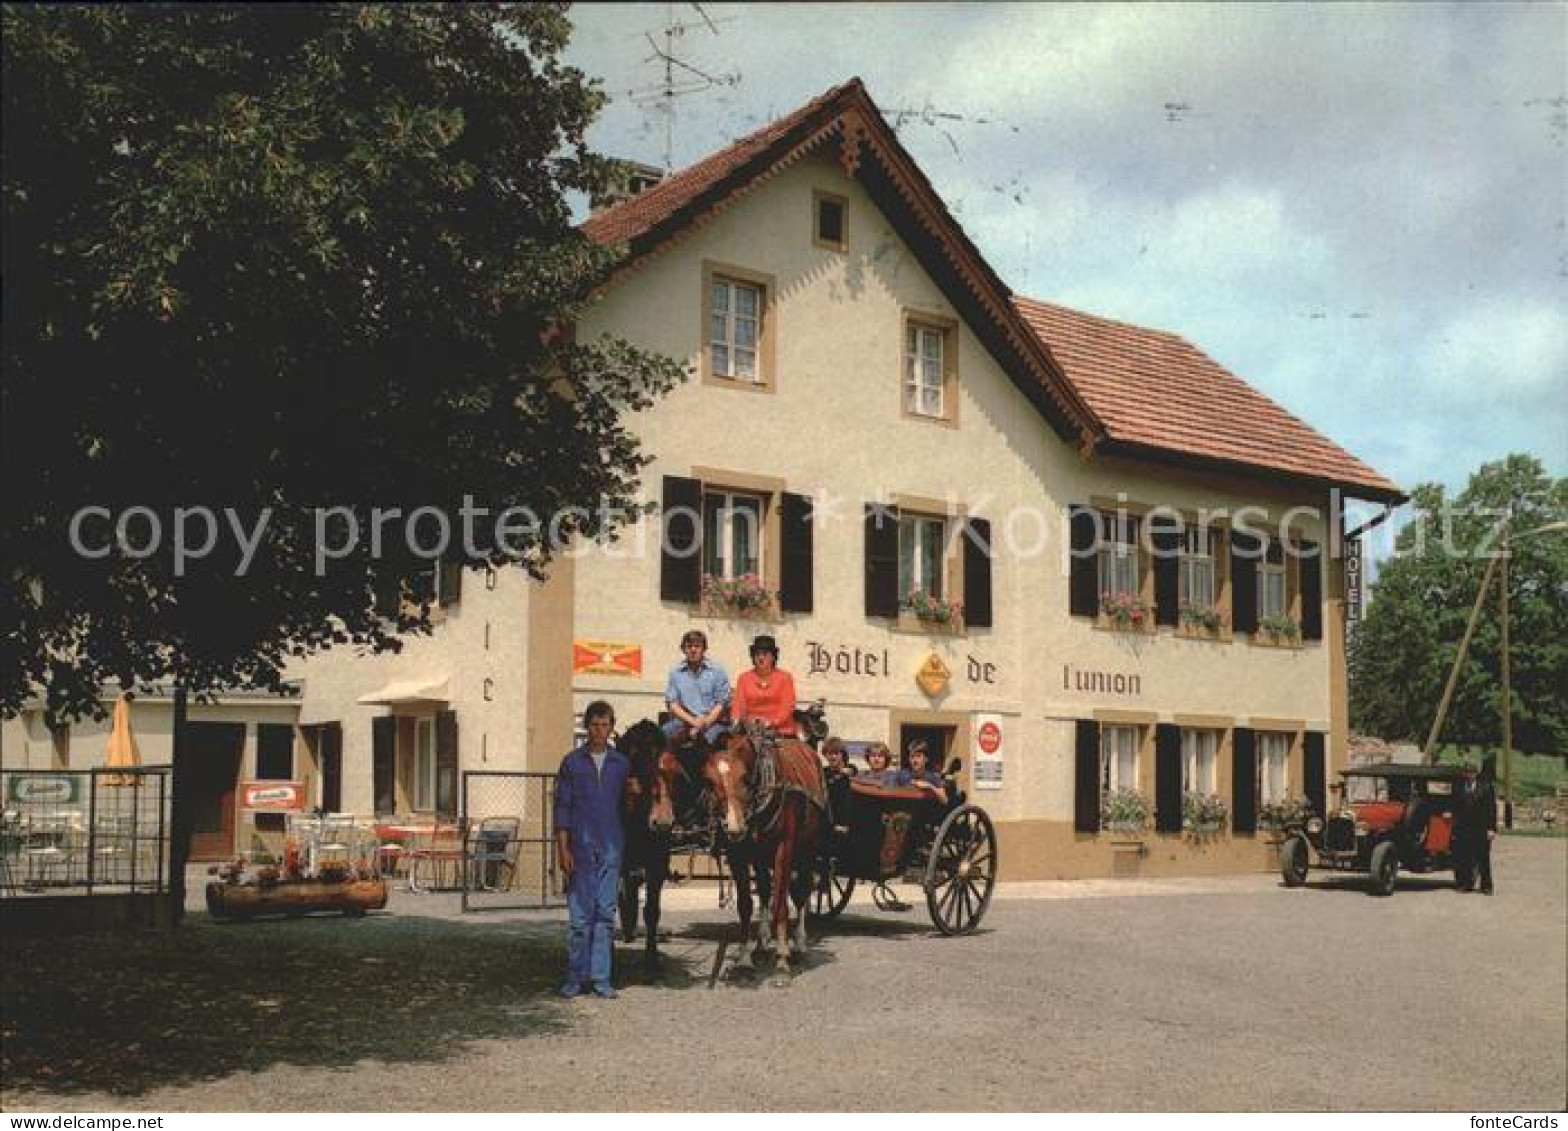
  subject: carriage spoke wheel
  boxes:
[809,857,856,921]
[924,805,997,936]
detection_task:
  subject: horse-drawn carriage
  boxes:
[810,765,997,935]
[616,707,998,982]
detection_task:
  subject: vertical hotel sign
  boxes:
[1345,538,1364,626]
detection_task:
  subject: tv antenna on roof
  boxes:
[627,3,741,173]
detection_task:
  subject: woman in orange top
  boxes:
[731,635,799,736]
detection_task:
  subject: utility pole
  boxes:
[1421,551,1501,761]
[1500,518,1513,829]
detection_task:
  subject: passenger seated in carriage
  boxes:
[861,742,900,787]
[896,740,948,806]
[662,629,731,754]
[821,737,855,835]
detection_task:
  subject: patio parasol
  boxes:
[104,693,142,787]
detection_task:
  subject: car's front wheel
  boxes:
[1369,841,1399,897]
[1280,835,1309,887]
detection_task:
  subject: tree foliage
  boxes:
[1350,454,1567,754]
[2,5,685,721]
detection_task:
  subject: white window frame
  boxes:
[1097,512,1141,598]
[710,277,762,383]
[702,489,765,582]
[1257,732,1290,806]
[1100,724,1140,794]
[1178,524,1216,609]
[904,323,946,418]
[898,513,947,600]
[1181,728,1220,795]
[414,716,436,812]
[1258,539,1288,621]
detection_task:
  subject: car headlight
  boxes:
[1306,817,1324,835]
[1354,822,1370,837]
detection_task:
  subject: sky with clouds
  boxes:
[563,2,1566,514]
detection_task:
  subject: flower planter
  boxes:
[1105,822,1147,836]
[206,876,388,920]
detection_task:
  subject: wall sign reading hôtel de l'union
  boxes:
[803,641,1142,699]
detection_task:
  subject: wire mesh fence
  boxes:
[1,767,170,897]
[460,771,563,911]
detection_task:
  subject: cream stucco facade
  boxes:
[4,140,1366,880]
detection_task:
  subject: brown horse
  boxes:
[705,724,825,985]
[617,720,681,973]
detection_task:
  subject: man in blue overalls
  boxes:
[553,700,630,999]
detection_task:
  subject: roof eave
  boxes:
[1096,438,1408,507]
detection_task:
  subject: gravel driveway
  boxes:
[4,837,1563,1111]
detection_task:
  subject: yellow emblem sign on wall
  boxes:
[573,640,643,677]
[915,652,951,697]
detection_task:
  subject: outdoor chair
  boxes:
[405,822,464,893]
[468,816,521,892]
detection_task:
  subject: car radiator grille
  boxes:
[1324,816,1356,853]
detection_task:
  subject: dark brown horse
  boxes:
[617,720,680,973]
[705,723,825,985]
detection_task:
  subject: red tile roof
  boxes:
[1014,296,1401,499]
[581,79,861,248]
[582,78,1402,502]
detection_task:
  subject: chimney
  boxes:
[590,160,664,213]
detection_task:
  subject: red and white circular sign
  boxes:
[977,720,1002,754]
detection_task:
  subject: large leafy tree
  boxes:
[2,5,684,721]
[1350,454,1567,755]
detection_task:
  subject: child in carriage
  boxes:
[897,740,948,805]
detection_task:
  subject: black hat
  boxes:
[749,634,779,656]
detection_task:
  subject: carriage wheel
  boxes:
[809,857,856,921]
[924,805,997,936]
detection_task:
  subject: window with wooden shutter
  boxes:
[372,716,396,816]
[1299,540,1323,640]
[318,724,343,814]
[660,475,703,603]
[1074,720,1101,833]
[864,503,900,618]
[1151,519,1182,628]
[435,710,458,819]
[1231,727,1257,833]
[962,516,993,628]
[1068,505,1099,617]
[1303,731,1326,816]
[1155,724,1183,833]
[1231,530,1260,635]
[779,491,814,613]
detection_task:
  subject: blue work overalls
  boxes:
[553,744,630,986]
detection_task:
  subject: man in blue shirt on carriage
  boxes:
[662,628,731,754]
[553,700,630,999]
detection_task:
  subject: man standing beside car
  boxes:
[1454,756,1499,895]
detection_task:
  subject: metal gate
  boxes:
[459,771,562,912]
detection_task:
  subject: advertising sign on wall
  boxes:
[972,713,1004,791]
[573,640,643,677]
[5,774,80,805]
[240,781,307,812]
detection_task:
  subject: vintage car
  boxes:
[1279,763,1472,896]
